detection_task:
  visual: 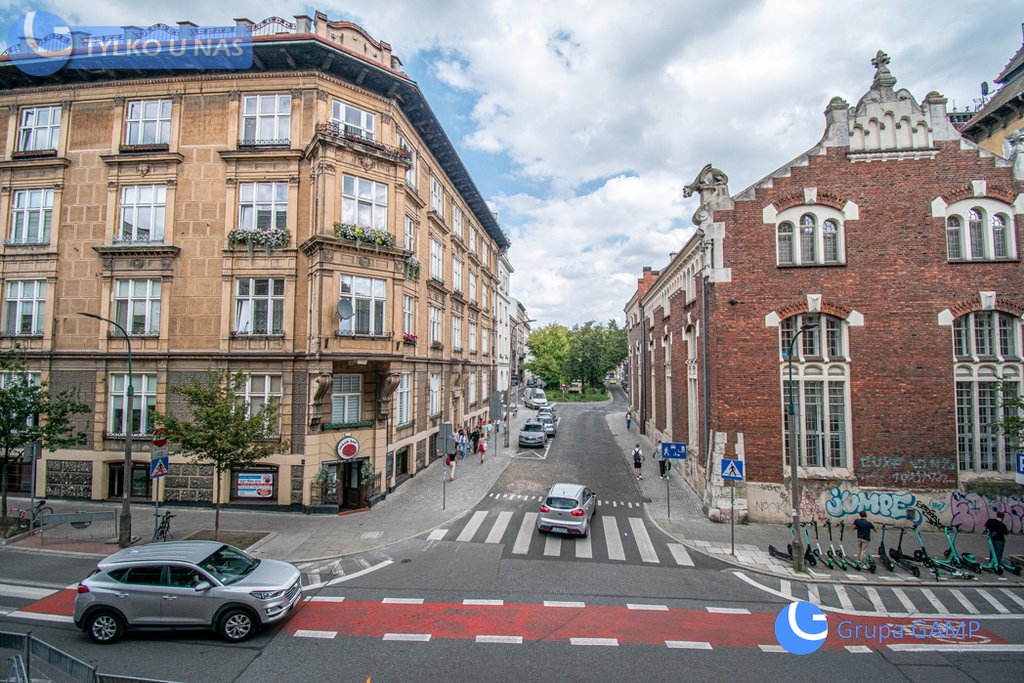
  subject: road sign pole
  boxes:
[731,480,735,556]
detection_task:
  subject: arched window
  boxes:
[777,222,794,264]
[968,208,985,259]
[993,213,1009,259]
[822,219,839,263]
[946,216,963,260]
[779,313,849,468]
[799,214,817,263]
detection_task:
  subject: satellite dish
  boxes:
[338,299,354,320]
[981,81,989,97]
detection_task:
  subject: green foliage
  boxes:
[528,320,627,390]
[525,324,570,387]
[0,348,89,522]
[998,381,1023,447]
[555,387,609,403]
[154,371,288,535]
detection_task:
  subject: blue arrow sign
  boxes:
[661,442,687,460]
[721,458,744,481]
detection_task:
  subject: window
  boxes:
[482,327,489,355]
[9,189,53,244]
[238,374,282,433]
[469,322,477,353]
[945,202,1017,262]
[956,379,1020,472]
[234,278,284,335]
[469,272,477,303]
[775,209,844,266]
[396,373,411,425]
[18,106,61,152]
[954,311,1020,359]
[331,374,361,423]
[431,177,443,215]
[453,206,463,240]
[429,372,440,415]
[339,275,386,336]
[241,94,291,144]
[3,280,45,336]
[114,279,161,336]
[119,185,165,242]
[109,374,157,436]
[453,259,463,293]
[238,182,287,232]
[481,240,488,265]
[403,295,414,335]
[481,283,489,311]
[125,99,171,146]
[332,101,375,141]
[341,175,387,230]
[399,136,416,188]
[469,228,477,254]
[404,216,415,251]
[452,315,462,350]
[468,371,476,404]
[429,306,442,343]
[481,371,488,398]
[430,239,443,282]
[779,313,849,468]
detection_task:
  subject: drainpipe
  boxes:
[639,302,647,435]
[700,231,711,477]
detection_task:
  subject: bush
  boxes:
[555,387,608,403]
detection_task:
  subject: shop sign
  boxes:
[237,472,274,498]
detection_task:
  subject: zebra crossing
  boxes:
[741,572,1024,617]
[424,497,695,567]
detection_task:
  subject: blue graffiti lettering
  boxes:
[824,486,918,520]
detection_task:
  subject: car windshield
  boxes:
[523,423,543,432]
[546,497,578,510]
[199,545,260,585]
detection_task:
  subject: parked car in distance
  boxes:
[539,414,557,437]
[73,541,302,644]
[537,483,597,537]
[568,380,583,394]
[518,420,547,448]
[526,377,538,388]
[525,388,548,409]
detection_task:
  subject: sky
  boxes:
[2,0,1023,326]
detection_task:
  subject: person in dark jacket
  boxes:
[985,512,1010,565]
[853,511,874,564]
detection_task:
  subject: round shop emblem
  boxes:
[774,601,828,655]
[336,436,360,460]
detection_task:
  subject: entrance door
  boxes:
[108,462,151,499]
[340,460,364,510]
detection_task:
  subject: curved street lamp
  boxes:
[79,311,134,548]
[787,320,818,571]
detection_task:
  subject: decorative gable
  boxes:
[848,51,934,155]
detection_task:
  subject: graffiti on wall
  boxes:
[823,486,916,520]
[949,492,1024,534]
[858,455,957,487]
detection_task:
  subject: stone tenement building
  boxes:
[0,12,511,511]
[626,52,1024,528]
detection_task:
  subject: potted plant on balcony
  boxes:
[227,228,291,259]
[404,255,421,280]
[402,332,418,346]
[430,340,444,350]
[334,223,396,250]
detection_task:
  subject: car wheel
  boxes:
[219,608,257,642]
[86,610,125,644]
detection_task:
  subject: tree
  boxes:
[525,324,571,387]
[155,371,288,538]
[0,348,89,525]
[998,381,1023,452]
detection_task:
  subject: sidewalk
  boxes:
[609,412,1024,586]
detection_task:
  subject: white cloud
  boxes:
[19,0,1023,325]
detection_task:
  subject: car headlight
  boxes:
[250,589,285,600]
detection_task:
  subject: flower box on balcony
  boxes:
[227,228,291,258]
[402,333,418,346]
[430,341,444,350]
[334,223,396,249]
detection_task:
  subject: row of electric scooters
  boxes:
[768,519,1023,580]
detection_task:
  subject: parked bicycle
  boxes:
[152,512,175,543]
[9,499,53,531]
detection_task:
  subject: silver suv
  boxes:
[73,541,302,644]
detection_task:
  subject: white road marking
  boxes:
[543,533,562,557]
[844,645,872,653]
[426,529,447,541]
[949,589,980,615]
[807,584,820,605]
[892,587,918,614]
[889,644,1024,653]
[920,588,946,613]
[457,510,489,542]
[0,584,55,600]
[833,584,854,611]
[576,530,593,559]
[476,635,522,644]
[864,586,885,613]
[318,559,394,589]
[667,543,694,567]
[295,630,336,639]
[309,596,345,603]
[570,637,618,646]
[463,599,504,606]
[666,640,712,650]
[603,516,626,561]
[1000,588,1024,610]
[382,598,424,604]
[627,604,668,611]
[383,633,431,642]
[544,601,585,608]
[779,580,791,597]
[512,513,537,554]
[629,517,659,563]
[758,645,786,652]
[706,607,749,614]
[306,569,321,585]
[976,588,1011,614]
[7,611,73,624]
[485,511,513,544]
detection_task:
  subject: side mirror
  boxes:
[194,581,213,592]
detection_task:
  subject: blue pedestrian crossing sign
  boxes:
[661,442,687,460]
[721,458,744,481]
[150,456,168,479]
[1016,452,1024,485]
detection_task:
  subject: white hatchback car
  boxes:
[537,483,597,537]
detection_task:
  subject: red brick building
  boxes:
[626,52,1024,528]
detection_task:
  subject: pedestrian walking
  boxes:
[445,450,456,481]
[655,439,669,478]
[631,443,644,480]
[985,511,1009,566]
[478,436,487,463]
[470,426,480,455]
[626,410,633,430]
[853,511,874,564]
[458,428,468,460]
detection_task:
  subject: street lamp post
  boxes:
[80,312,134,548]
[787,321,817,571]
[504,317,536,448]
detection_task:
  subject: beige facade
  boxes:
[0,12,510,511]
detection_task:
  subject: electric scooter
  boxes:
[887,525,925,577]
[768,524,816,566]
[825,521,848,571]
[968,531,1005,575]
[876,523,896,572]
[938,524,983,573]
[910,522,975,580]
[812,521,835,570]
[800,523,819,568]
[837,521,876,573]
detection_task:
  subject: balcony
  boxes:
[313,122,410,166]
